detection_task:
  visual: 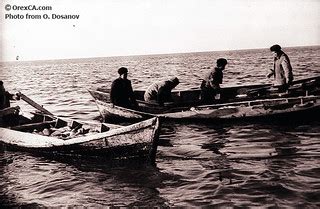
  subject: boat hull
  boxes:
[95,100,147,121]
[92,95,320,122]
[0,117,161,163]
[89,75,320,122]
[161,98,320,122]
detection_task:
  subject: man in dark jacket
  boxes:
[200,58,228,104]
[0,81,21,126]
[0,80,19,110]
[267,44,293,92]
[110,67,138,108]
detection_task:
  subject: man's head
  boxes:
[270,44,282,57]
[118,67,128,79]
[168,77,179,89]
[216,58,228,69]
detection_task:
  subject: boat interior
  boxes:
[1,111,111,140]
[93,75,320,114]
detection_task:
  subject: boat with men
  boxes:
[89,75,320,122]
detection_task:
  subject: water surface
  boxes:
[0,46,320,207]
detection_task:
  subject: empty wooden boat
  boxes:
[0,113,161,163]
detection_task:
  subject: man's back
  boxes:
[144,79,179,106]
[144,80,166,102]
[273,52,293,86]
[201,68,223,90]
[110,78,134,107]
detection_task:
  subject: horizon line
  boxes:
[1,44,319,63]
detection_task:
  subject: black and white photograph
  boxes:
[1,0,320,207]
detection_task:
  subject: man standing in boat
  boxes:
[0,81,20,110]
[144,77,180,106]
[267,44,293,92]
[200,58,228,104]
[110,67,138,109]
[0,81,21,126]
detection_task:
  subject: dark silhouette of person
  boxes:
[110,67,138,108]
[0,81,21,126]
[200,58,228,104]
[0,80,20,110]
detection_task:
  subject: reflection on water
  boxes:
[1,46,320,207]
[0,151,171,207]
[156,120,320,207]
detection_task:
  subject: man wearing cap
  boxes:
[110,67,138,108]
[144,77,180,106]
[200,58,228,104]
[267,44,293,91]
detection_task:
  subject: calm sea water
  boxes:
[0,46,320,207]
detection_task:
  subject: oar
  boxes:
[18,93,54,116]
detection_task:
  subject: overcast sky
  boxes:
[1,0,319,61]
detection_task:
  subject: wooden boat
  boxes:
[160,95,320,121]
[88,75,320,121]
[0,112,161,163]
[89,95,320,122]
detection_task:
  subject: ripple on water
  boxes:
[1,46,320,207]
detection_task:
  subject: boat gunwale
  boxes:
[0,117,160,148]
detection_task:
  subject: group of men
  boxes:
[110,67,180,108]
[110,44,293,109]
[1,44,293,112]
